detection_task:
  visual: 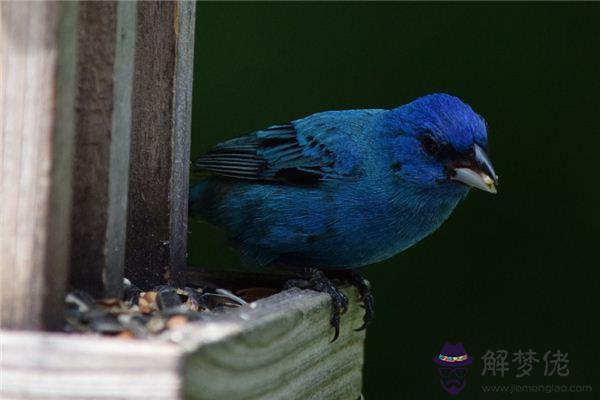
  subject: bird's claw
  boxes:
[314,281,348,342]
[282,267,374,340]
[283,267,349,342]
[335,270,374,331]
[354,290,374,331]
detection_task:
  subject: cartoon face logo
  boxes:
[433,342,473,396]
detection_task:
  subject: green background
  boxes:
[189,3,600,398]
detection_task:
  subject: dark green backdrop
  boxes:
[189,3,600,398]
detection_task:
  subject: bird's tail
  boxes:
[188,180,209,220]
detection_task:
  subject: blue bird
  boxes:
[189,93,498,339]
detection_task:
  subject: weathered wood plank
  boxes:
[180,287,365,400]
[170,1,196,290]
[68,1,136,299]
[0,2,78,330]
[0,331,181,399]
[125,1,196,290]
[0,287,365,399]
[106,1,137,298]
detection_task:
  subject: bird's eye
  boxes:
[421,134,440,156]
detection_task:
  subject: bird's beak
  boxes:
[449,144,498,194]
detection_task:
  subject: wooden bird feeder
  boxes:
[0,2,365,399]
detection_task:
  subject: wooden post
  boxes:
[125,1,196,290]
[68,1,136,299]
[0,5,367,397]
[0,2,78,330]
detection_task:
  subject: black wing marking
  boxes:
[193,123,352,184]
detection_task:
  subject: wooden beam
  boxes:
[0,2,78,330]
[1,331,180,399]
[68,1,136,299]
[180,287,365,400]
[125,1,196,290]
[0,287,365,399]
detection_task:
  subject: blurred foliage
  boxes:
[190,3,600,398]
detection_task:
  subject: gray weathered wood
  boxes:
[106,1,137,297]
[0,287,365,399]
[125,1,196,290]
[68,1,136,299]
[0,2,78,330]
[180,287,365,400]
[0,331,180,399]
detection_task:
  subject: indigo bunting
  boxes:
[190,93,497,339]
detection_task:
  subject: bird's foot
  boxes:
[283,266,348,342]
[332,270,374,331]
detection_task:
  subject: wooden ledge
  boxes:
[1,287,365,400]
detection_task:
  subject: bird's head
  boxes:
[384,93,498,195]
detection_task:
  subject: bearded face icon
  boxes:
[438,366,468,395]
[433,342,473,396]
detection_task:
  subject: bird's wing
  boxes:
[193,111,369,184]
